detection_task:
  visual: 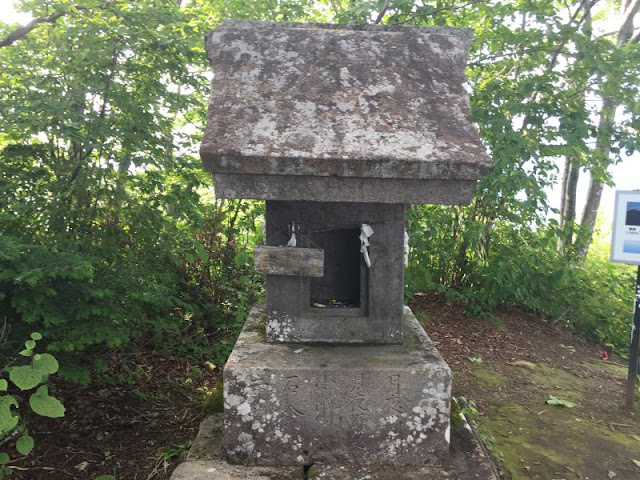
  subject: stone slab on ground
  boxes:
[223,306,451,466]
[171,414,499,480]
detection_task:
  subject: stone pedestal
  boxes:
[223,305,451,467]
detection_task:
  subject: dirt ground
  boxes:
[412,292,640,480]
[6,293,640,480]
[9,353,219,480]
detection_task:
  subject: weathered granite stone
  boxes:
[214,174,479,204]
[170,412,501,479]
[200,21,492,203]
[223,305,451,466]
[264,201,404,344]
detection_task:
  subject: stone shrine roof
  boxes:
[200,21,491,204]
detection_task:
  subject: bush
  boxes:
[405,204,636,354]
[0,333,64,478]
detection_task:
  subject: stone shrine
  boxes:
[198,20,491,470]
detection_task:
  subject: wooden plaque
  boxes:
[254,246,324,277]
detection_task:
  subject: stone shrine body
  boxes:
[199,20,491,469]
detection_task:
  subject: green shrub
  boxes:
[0,333,64,478]
[405,205,636,354]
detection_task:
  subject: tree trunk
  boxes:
[574,98,616,257]
[559,156,580,254]
[573,0,639,257]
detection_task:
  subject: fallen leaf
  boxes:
[75,461,89,471]
[608,470,616,478]
[631,459,640,468]
[511,360,537,371]
[546,395,577,408]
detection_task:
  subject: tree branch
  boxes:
[619,0,640,45]
[0,11,65,48]
[1,2,113,48]
[330,0,356,23]
[373,0,390,25]
[395,0,488,25]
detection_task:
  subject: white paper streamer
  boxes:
[287,222,297,247]
[404,230,410,267]
[360,224,374,267]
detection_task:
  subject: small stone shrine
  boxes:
[199,20,491,469]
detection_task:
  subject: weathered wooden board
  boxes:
[254,246,324,277]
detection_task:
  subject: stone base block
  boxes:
[223,305,451,467]
[170,413,500,480]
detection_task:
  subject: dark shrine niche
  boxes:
[309,228,365,310]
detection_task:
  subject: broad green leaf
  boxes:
[0,395,19,433]
[29,386,65,418]
[33,354,59,376]
[16,434,34,456]
[18,349,32,357]
[0,380,7,391]
[9,366,42,391]
[24,340,36,350]
[0,453,9,465]
[546,395,576,408]
[234,252,251,266]
[30,333,42,341]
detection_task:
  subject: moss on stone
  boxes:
[202,380,224,415]
[414,310,433,326]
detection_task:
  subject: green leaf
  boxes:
[0,453,9,465]
[195,241,208,262]
[24,340,36,350]
[96,476,117,480]
[16,434,34,456]
[233,252,251,266]
[33,354,59,376]
[0,380,7,391]
[546,395,576,408]
[0,395,19,433]
[9,366,43,391]
[30,333,42,341]
[29,386,65,418]
[18,349,32,357]
[632,458,640,468]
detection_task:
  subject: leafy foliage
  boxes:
[0,0,637,385]
[0,0,269,379]
[0,333,64,478]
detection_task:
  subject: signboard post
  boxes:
[610,190,640,409]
